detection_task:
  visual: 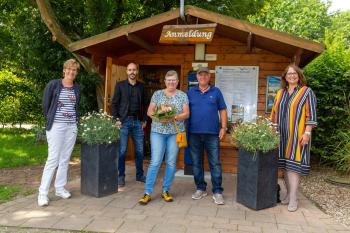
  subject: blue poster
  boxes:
[266,76,281,113]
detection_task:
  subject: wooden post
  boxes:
[247,32,254,53]
[292,48,303,66]
[104,57,113,114]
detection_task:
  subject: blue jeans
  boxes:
[189,133,223,194]
[145,132,179,194]
[119,118,144,179]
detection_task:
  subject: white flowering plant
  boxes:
[78,110,121,145]
[231,117,279,153]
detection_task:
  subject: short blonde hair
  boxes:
[63,58,80,70]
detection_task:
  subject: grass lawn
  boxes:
[0,128,80,168]
[0,185,20,203]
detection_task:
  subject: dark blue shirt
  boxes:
[187,86,227,134]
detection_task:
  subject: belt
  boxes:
[127,115,138,119]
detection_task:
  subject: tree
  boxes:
[304,11,350,171]
[248,0,331,41]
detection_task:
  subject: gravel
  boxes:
[300,166,350,227]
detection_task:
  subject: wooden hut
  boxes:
[69,6,325,173]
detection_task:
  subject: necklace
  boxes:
[199,85,210,93]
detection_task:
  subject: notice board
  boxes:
[215,66,259,122]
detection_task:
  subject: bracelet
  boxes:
[304,131,311,136]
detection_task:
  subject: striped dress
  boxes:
[270,86,317,175]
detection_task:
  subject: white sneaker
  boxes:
[212,193,225,205]
[55,189,71,199]
[37,194,49,207]
[191,190,207,200]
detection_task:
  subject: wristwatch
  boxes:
[221,127,228,131]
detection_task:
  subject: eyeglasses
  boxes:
[286,72,298,76]
[165,79,178,82]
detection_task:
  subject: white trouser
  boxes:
[39,122,77,195]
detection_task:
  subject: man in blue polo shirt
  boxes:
[187,67,228,205]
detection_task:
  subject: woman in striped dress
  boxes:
[270,64,317,212]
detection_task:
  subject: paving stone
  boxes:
[212,223,238,231]
[100,206,126,218]
[20,216,63,228]
[277,223,303,231]
[186,226,219,233]
[190,220,213,228]
[188,205,218,217]
[124,213,147,220]
[151,223,186,233]
[246,211,276,223]
[84,217,123,233]
[217,208,245,220]
[51,216,92,231]
[208,216,230,224]
[238,225,262,232]
[229,219,253,226]
[116,220,156,233]
[0,213,30,227]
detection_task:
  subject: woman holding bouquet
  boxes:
[139,70,189,205]
[271,64,317,212]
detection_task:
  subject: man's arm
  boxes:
[219,109,228,140]
[111,82,121,119]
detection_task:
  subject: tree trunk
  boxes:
[35,0,104,110]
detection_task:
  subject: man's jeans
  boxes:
[119,118,144,179]
[145,132,179,194]
[189,133,223,194]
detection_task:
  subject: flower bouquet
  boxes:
[151,104,176,121]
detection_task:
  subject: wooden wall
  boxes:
[106,34,291,173]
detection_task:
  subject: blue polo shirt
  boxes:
[187,86,227,134]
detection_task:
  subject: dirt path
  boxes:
[0,160,81,198]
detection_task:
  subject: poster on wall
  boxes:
[215,66,259,122]
[265,76,281,113]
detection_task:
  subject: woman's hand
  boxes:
[300,133,310,146]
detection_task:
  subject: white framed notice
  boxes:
[215,66,259,122]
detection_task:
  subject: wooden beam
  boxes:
[126,33,155,53]
[104,57,113,114]
[247,32,254,53]
[69,9,179,52]
[185,6,325,53]
[292,48,303,66]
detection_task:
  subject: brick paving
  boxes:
[0,165,349,233]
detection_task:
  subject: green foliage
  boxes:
[329,130,350,173]
[248,0,331,40]
[79,111,120,145]
[0,185,20,204]
[0,70,41,125]
[231,118,279,153]
[304,11,350,171]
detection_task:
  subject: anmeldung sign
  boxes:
[159,23,217,44]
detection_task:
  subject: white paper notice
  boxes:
[215,66,258,122]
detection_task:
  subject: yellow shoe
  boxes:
[139,194,151,205]
[161,191,174,202]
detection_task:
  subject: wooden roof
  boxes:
[69,5,325,67]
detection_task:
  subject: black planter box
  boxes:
[236,148,278,210]
[81,142,119,197]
